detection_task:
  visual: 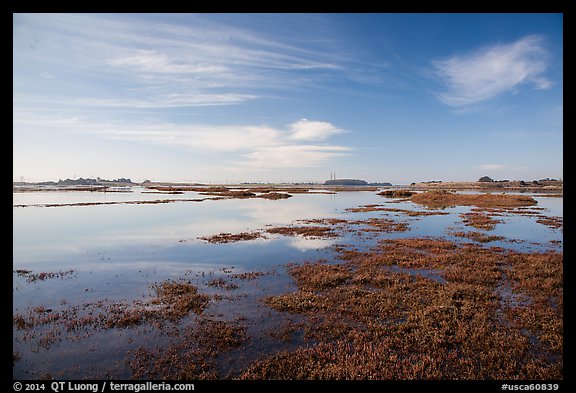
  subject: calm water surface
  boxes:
[13,187,562,378]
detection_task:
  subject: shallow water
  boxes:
[12,187,562,378]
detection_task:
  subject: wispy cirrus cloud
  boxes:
[77,94,257,108]
[433,35,552,107]
[13,14,348,109]
[105,49,230,75]
[14,93,256,109]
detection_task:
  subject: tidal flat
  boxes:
[13,186,563,379]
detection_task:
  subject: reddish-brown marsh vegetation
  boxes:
[361,217,409,233]
[14,187,562,380]
[345,205,449,217]
[536,216,563,230]
[199,232,265,244]
[128,318,247,380]
[14,269,76,283]
[257,192,292,200]
[206,278,239,290]
[151,280,211,320]
[197,188,292,200]
[378,190,415,198]
[254,238,562,379]
[14,235,562,379]
[13,279,213,351]
[266,225,338,239]
[14,199,208,208]
[411,190,538,209]
[146,186,228,193]
[460,211,503,230]
[230,271,267,280]
[452,231,506,243]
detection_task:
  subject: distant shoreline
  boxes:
[13,180,563,195]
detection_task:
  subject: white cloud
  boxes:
[14,112,351,169]
[478,164,507,171]
[14,92,256,109]
[77,94,256,108]
[433,35,552,107]
[106,49,229,75]
[289,119,344,141]
[79,123,283,153]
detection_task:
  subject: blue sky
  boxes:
[13,13,563,184]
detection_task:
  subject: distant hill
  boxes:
[324,179,368,186]
[37,177,135,186]
[368,182,393,186]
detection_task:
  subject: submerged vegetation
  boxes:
[13,269,76,283]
